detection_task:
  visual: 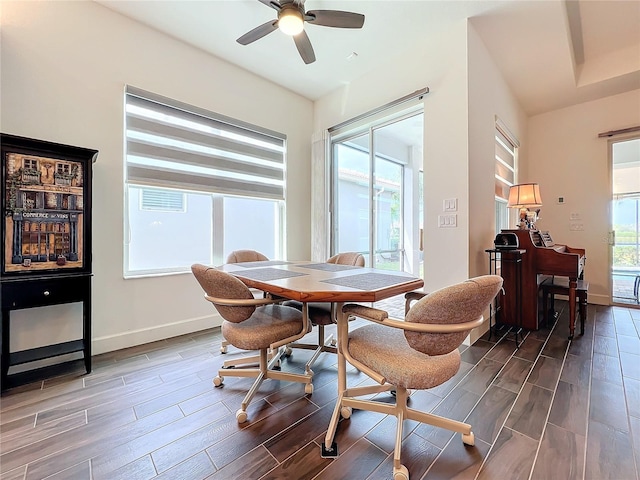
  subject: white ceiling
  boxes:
[97,0,640,116]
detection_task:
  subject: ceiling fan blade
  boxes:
[237,20,279,45]
[258,0,282,11]
[305,10,365,28]
[293,30,316,64]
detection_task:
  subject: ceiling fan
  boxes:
[237,0,365,65]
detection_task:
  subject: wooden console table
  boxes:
[1,273,92,391]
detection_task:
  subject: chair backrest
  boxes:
[191,264,256,323]
[327,252,365,267]
[404,275,503,356]
[226,250,269,264]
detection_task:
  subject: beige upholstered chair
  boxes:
[219,250,270,362]
[285,252,365,374]
[326,252,366,267]
[226,249,269,264]
[322,275,503,480]
[191,264,313,423]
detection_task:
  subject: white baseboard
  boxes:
[92,314,221,355]
[92,293,615,355]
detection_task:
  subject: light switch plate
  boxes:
[443,198,458,212]
[438,214,457,227]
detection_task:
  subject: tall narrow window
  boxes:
[494,119,518,234]
[124,87,286,277]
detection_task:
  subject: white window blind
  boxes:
[494,119,519,234]
[125,86,286,200]
[141,188,185,212]
[494,128,516,200]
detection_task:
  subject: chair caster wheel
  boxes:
[213,376,224,387]
[236,409,248,423]
[462,431,475,446]
[305,368,314,376]
[340,406,352,419]
[285,347,293,357]
[220,345,227,354]
[305,383,314,394]
[393,465,409,480]
[330,338,337,347]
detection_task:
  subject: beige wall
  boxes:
[313,21,527,295]
[314,21,473,293]
[466,23,529,341]
[313,21,527,342]
[1,0,313,356]
[526,89,640,305]
[467,22,529,276]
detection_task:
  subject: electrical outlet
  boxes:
[570,222,584,231]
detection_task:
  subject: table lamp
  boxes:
[507,183,542,229]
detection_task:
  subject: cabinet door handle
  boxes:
[43,290,50,296]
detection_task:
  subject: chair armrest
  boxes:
[343,304,388,321]
[342,303,485,334]
[404,290,428,314]
[405,290,428,302]
[204,295,285,307]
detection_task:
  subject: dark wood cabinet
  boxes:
[1,134,97,391]
[1,274,92,390]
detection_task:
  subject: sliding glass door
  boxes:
[611,137,640,305]
[331,110,423,273]
[333,133,372,266]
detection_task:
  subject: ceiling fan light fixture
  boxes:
[238,0,365,64]
[279,8,304,35]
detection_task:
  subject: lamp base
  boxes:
[517,208,539,230]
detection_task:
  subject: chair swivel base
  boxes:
[214,349,313,423]
[323,384,475,479]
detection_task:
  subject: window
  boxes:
[494,119,518,234]
[23,158,38,170]
[124,87,286,277]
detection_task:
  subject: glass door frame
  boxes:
[609,134,640,307]
[329,108,422,273]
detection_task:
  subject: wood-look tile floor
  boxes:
[1,301,639,480]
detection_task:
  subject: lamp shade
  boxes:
[507,183,542,208]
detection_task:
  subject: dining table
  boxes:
[217,259,424,455]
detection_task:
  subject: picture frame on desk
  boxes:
[1,133,97,277]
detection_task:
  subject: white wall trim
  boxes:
[92,314,221,355]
